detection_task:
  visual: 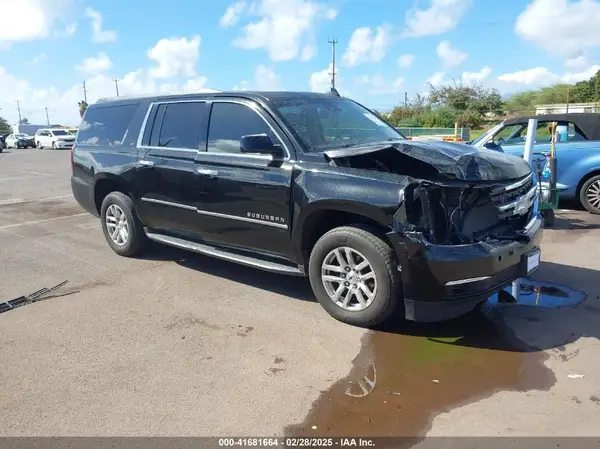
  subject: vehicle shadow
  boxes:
[139,241,317,302]
[553,211,600,231]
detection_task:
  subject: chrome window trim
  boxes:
[141,197,196,211]
[196,209,288,229]
[135,98,292,161]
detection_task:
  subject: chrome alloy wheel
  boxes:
[105,204,129,246]
[321,247,377,311]
[586,179,600,210]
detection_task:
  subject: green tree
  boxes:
[0,115,10,133]
[19,117,30,124]
[78,100,88,118]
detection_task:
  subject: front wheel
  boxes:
[100,192,148,257]
[580,175,600,215]
[308,225,402,328]
[36,141,43,149]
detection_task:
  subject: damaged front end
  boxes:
[386,174,543,322]
[326,141,544,322]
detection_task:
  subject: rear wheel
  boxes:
[36,140,43,149]
[308,225,402,328]
[580,175,600,215]
[100,192,148,257]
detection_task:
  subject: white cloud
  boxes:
[233,65,282,90]
[561,64,600,83]
[229,0,337,61]
[565,54,590,69]
[220,1,247,27]
[30,53,47,65]
[462,66,492,84]
[358,75,405,94]
[0,0,73,44]
[84,8,117,43]
[254,65,282,90]
[398,54,415,68]
[436,40,467,68]
[301,44,317,61]
[310,63,335,92]
[55,22,77,39]
[515,0,600,60]
[497,67,559,86]
[497,64,600,88]
[148,36,201,79]
[342,25,392,67]
[426,71,448,87]
[76,52,112,75]
[403,0,472,38]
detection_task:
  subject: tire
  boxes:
[308,225,402,328]
[100,191,148,257]
[580,175,600,215]
[52,141,56,150]
[36,140,43,149]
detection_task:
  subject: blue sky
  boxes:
[1,0,599,125]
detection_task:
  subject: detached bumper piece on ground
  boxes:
[0,280,68,314]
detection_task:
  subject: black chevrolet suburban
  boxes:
[71,91,543,327]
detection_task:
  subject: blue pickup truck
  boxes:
[470,113,600,214]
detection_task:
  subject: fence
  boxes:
[396,127,471,141]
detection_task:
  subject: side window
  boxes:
[567,122,587,141]
[77,104,140,146]
[157,102,209,150]
[207,102,278,154]
[493,124,527,145]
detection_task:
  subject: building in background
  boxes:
[535,102,599,114]
[12,124,47,135]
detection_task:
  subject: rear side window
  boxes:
[154,102,209,150]
[77,103,139,146]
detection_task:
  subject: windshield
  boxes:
[470,122,504,147]
[52,130,69,136]
[15,134,28,138]
[271,97,405,152]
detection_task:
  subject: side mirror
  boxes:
[240,133,283,157]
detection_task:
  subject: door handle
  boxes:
[138,160,155,168]
[196,168,219,177]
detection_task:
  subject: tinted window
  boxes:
[52,130,69,136]
[77,103,139,146]
[207,102,276,154]
[157,102,208,150]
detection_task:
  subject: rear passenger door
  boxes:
[193,99,294,259]
[135,100,210,235]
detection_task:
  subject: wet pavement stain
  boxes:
[285,307,556,444]
[488,279,586,308]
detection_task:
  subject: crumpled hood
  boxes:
[325,140,532,182]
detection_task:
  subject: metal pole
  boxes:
[594,75,599,113]
[45,107,50,125]
[404,92,408,108]
[82,80,88,103]
[113,78,120,97]
[15,100,22,123]
[328,38,337,90]
[565,87,570,114]
[511,117,538,302]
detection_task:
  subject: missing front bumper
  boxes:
[386,212,544,322]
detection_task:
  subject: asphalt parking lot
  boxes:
[1,148,599,439]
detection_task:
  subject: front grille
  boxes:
[490,173,537,220]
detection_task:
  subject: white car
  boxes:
[5,133,35,148]
[35,128,75,150]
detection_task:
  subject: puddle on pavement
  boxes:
[488,279,586,308]
[284,282,583,441]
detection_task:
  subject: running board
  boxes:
[145,231,304,276]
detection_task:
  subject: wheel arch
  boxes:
[93,173,132,215]
[576,168,600,198]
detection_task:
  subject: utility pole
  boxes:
[82,80,88,103]
[45,107,50,126]
[113,78,120,97]
[15,100,22,123]
[594,74,599,113]
[404,92,408,108]
[566,86,570,114]
[328,37,338,91]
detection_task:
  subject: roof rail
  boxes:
[96,88,222,103]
